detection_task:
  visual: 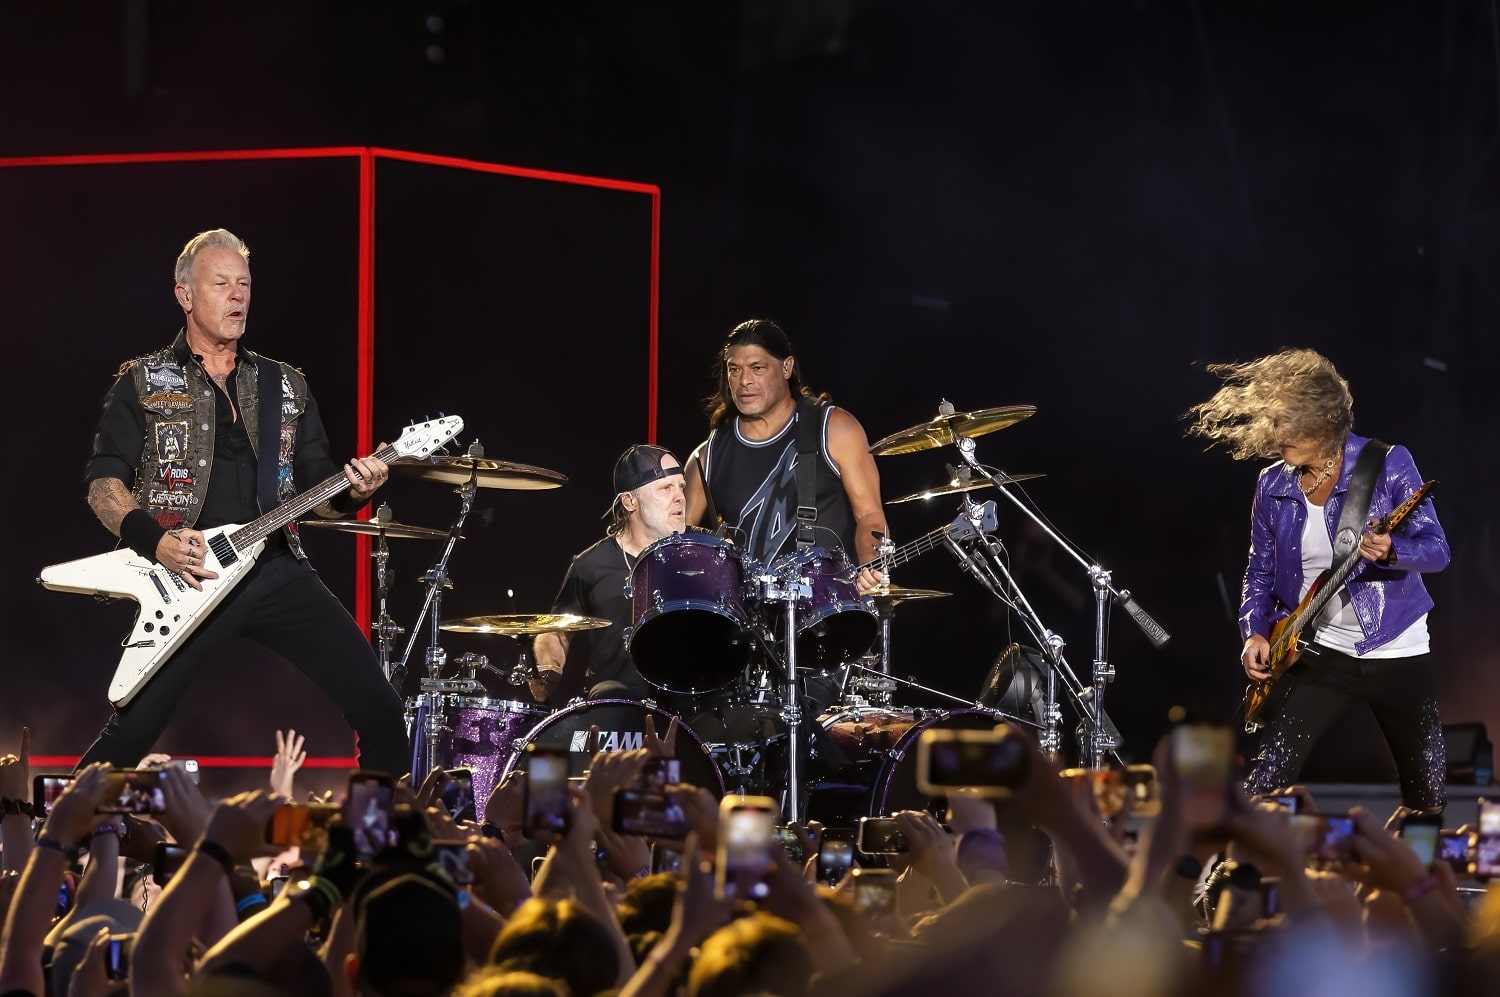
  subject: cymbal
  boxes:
[888,473,1043,505]
[394,455,567,490]
[868,586,952,609]
[439,613,611,635]
[298,518,450,540]
[870,403,1037,456]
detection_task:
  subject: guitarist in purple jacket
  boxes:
[1188,348,1450,813]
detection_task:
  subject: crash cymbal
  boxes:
[394,455,567,490]
[888,472,1044,505]
[298,518,450,540]
[868,586,952,609]
[439,613,611,635]
[870,403,1037,456]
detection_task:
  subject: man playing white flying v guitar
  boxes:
[47,228,452,776]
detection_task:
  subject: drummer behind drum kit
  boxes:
[313,402,1170,823]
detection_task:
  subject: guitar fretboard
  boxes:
[227,444,400,551]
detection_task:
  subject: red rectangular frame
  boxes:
[3,146,661,768]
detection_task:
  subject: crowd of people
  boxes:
[0,719,1498,997]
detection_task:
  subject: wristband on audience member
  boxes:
[480,822,506,842]
[90,824,126,840]
[121,509,168,562]
[0,797,36,818]
[235,893,269,915]
[1402,874,1439,905]
[35,835,69,855]
[196,839,237,878]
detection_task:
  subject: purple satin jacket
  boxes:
[1238,433,1448,654]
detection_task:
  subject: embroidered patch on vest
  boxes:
[141,391,195,412]
[154,422,188,463]
[281,373,298,418]
[143,361,188,394]
[151,463,196,492]
[152,509,185,529]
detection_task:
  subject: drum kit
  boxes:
[306,402,1171,823]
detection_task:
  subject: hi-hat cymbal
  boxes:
[870,403,1037,456]
[299,518,450,540]
[394,455,567,490]
[868,586,952,610]
[439,613,611,635]
[888,473,1044,505]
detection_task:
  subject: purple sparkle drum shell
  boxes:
[627,533,753,694]
[770,547,877,668]
[409,696,552,819]
[502,699,726,797]
[808,707,1003,825]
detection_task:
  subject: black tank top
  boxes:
[701,402,855,564]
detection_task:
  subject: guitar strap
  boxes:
[1333,439,1391,558]
[794,396,823,550]
[254,356,283,516]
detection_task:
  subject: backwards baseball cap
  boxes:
[604,445,682,518]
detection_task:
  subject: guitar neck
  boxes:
[859,523,952,573]
[228,444,398,549]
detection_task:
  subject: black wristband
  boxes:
[0,797,36,818]
[329,489,366,516]
[121,508,168,562]
[480,822,507,842]
[196,839,237,878]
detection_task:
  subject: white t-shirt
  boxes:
[1298,493,1427,657]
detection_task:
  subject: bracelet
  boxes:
[1402,874,1439,905]
[35,835,69,855]
[196,839,237,878]
[90,824,126,840]
[235,893,269,915]
[0,797,36,818]
[480,822,507,842]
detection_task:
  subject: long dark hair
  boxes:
[703,318,828,429]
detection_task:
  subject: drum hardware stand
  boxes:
[938,400,1170,767]
[392,439,486,695]
[369,503,407,691]
[840,661,1039,729]
[755,560,812,824]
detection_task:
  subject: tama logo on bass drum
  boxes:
[570,730,645,752]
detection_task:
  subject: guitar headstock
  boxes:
[1375,480,1436,534]
[945,500,999,542]
[392,416,464,459]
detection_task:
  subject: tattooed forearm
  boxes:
[87,477,141,536]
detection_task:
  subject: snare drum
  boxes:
[627,532,754,694]
[408,695,552,818]
[808,706,1004,824]
[502,699,726,796]
[768,546,877,668]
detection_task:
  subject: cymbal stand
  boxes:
[392,440,485,695]
[944,402,1169,768]
[370,504,407,691]
[755,559,810,824]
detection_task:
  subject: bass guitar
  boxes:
[38,416,463,707]
[1242,479,1435,732]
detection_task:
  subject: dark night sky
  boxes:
[3,1,1498,792]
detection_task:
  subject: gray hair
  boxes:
[174,229,249,285]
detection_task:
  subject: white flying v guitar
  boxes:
[38,416,464,707]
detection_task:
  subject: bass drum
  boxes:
[502,699,726,796]
[807,706,1005,826]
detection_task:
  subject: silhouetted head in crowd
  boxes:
[616,872,681,936]
[488,898,619,997]
[347,872,464,996]
[687,912,815,997]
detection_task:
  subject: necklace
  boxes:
[1298,456,1338,496]
[617,536,638,575]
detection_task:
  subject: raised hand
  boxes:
[45,765,117,847]
[157,765,212,845]
[0,727,29,805]
[483,770,527,848]
[643,714,679,759]
[202,791,285,863]
[269,729,307,798]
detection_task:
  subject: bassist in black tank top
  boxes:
[684,319,889,590]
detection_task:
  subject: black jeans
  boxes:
[1244,646,1446,812]
[77,551,409,776]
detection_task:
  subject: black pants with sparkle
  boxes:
[1244,646,1446,813]
[77,550,410,776]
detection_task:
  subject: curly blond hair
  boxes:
[1185,348,1353,460]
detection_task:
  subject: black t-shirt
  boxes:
[549,534,651,697]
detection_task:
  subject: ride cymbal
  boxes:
[870,403,1037,456]
[439,613,611,635]
[868,586,952,610]
[888,472,1043,505]
[394,455,567,490]
[298,518,450,540]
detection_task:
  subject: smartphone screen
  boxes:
[99,770,166,815]
[1475,799,1500,878]
[1439,832,1472,875]
[776,827,805,865]
[347,773,396,862]
[32,774,73,817]
[1171,725,1233,828]
[851,868,897,918]
[105,935,133,982]
[1311,814,1356,868]
[152,843,189,887]
[1261,793,1300,814]
[1398,815,1442,866]
[432,839,476,885]
[440,769,475,822]
[641,757,681,792]
[917,728,1029,797]
[818,829,856,887]
[524,748,571,835]
[716,797,777,900]
[857,817,908,854]
[267,803,338,849]
[165,759,200,785]
[612,788,689,838]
